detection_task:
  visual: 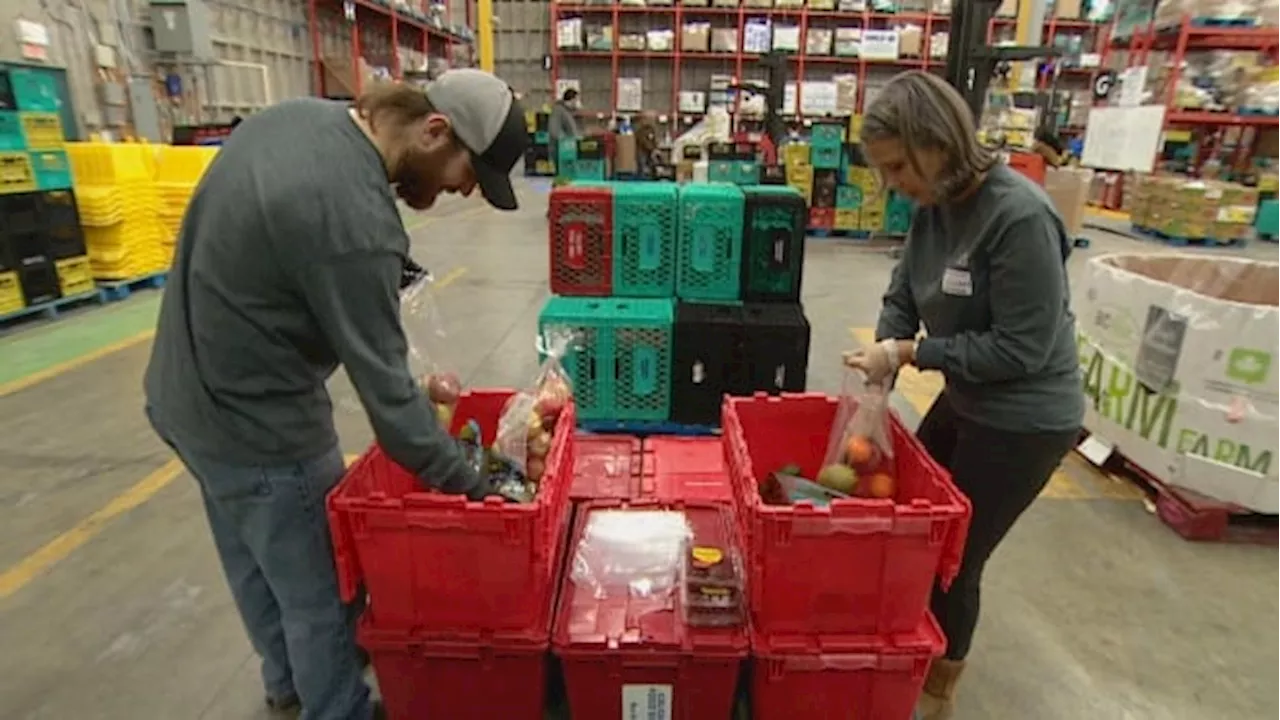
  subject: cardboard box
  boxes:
[682,23,711,52]
[676,160,696,182]
[1043,166,1094,238]
[614,134,637,174]
[897,24,923,57]
[1054,0,1081,19]
[1078,254,1279,513]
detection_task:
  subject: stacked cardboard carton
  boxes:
[1130,175,1260,244]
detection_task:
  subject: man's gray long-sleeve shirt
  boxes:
[875,164,1084,433]
[144,98,482,496]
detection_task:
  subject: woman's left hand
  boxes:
[843,340,915,384]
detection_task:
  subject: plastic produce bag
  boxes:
[820,368,897,499]
[493,327,577,481]
[571,510,692,599]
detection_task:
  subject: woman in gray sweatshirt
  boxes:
[845,70,1084,720]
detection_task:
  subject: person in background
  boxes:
[144,70,529,720]
[844,70,1083,720]
[1033,127,1069,167]
[548,87,581,179]
[635,110,661,178]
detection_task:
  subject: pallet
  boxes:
[1188,16,1258,26]
[1238,107,1279,117]
[0,288,107,329]
[577,419,718,437]
[97,271,168,302]
[808,228,873,239]
[1077,432,1277,544]
[1259,234,1277,243]
[1131,225,1245,248]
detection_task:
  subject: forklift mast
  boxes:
[943,0,1061,122]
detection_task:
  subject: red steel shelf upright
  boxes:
[308,0,472,98]
[548,4,1103,119]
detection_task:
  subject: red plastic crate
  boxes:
[550,185,613,296]
[642,436,734,504]
[721,392,971,638]
[751,614,946,720]
[807,207,835,230]
[326,389,577,636]
[358,616,547,720]
[570,432,643,503]
[553,500,749,720]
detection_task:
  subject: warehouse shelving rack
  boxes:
[308,0,475,98]
[549,3,1104,119]
[1105,15,1279,170]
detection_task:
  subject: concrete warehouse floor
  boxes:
[0,176,1276,720]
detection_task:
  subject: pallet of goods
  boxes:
[1128,175,1261,247]
[1075,253,1278,539]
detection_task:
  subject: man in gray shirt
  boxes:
[144,70,529,720]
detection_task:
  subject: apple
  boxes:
[816,464,858,495]
[426,372,462,405]
[528,431,552,459]
[527,456,546,483]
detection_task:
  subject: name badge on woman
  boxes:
[941,266,973,297]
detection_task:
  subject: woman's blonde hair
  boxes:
[861,70,997,201]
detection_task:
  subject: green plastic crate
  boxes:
[736,161,761,185]
[534,130,549,144]
[836,185,864,210]
[570,158,606,181]
[811,122,846,145]
[742,185,806,303]
[613,182,678,297]
[677,183,744,302]
[9,69,60,113]
[29,149,71,190]
[1257,198,1278,238]
[708,160,736,183]
[0,112,25,151]
[811,144,841,170]
[537,296,674,422]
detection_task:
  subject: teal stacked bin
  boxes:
[709,160,736,183]
[885,190,914,235]
[556,138,577,180]
[741,186,806,303]
[676,183,744,302]
[612,182,678,297]
[810,122,845,170]
[538,296,675,422]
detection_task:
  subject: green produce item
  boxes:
[777,463,802,477]
[817,464,858,495]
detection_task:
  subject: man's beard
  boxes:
[394,148,438,209]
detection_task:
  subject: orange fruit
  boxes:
[845,435,875,466]
[865,472,896,499]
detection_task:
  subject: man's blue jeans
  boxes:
[154,420,372,720]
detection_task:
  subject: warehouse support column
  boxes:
[478,0,495,73]
[1015,0,1048,88]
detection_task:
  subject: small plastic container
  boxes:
[642,435,734,504]
[751,614,946,720]
[554,500,748,720]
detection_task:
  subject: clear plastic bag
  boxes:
[571,510,692,599]
[820,368,897,499]
[493,327,578,480]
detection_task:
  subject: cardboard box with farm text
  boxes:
[1077,254,1279,512]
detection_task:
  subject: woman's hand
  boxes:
[843,340,916,384]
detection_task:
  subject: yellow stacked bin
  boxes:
[154,146,218,261]
[65,142,168,280]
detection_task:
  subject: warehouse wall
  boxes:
[493,0,553,108]
[0,0,475,138]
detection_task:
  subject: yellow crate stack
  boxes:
[155,146,218,255]
[65,142,168,281]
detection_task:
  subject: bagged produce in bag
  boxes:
[571,509,692,600]
[820,368,897,500]
[493,327,578,481]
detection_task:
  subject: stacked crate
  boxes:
[0,69,94,316]
[154,145,218,256]
[522,109,554,177]
[65,143,168,280]
[707,141,762,186]
[540,181,811,428]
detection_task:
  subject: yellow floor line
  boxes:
[0,329,156,400]
[0,458,185,600]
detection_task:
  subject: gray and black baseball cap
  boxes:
[424,68,530,211]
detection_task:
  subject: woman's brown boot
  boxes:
[916,658,965,719]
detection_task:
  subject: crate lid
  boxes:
[675,300,743,326]
[553,502,748,656]
[741,302,809,329]
[753,611,945,659]
[642,436,733,504]
[357,613,550,653]
[571,433,643,502]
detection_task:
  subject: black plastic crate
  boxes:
[7,230,51,267]
[653,164,677,181]
[742,188,806,303]
[812,169,839,208]
[761,164,787,185]
[576,137,604,159]
[535,112,549,132]
[707,141,736,160]
[0,192,42,236]
[38,189,86,259]
[671,302,750,426]
[843,142,866,167]
[18,259,61,306]
[741,303,810,394]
